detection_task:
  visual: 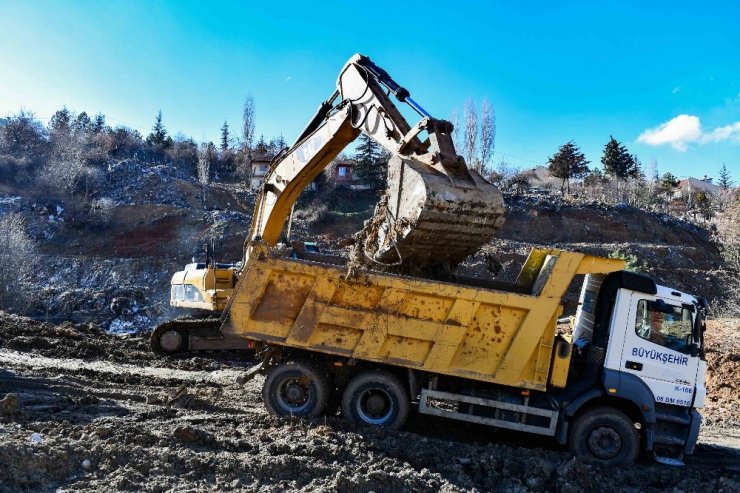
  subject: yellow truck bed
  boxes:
[221,246,624,391]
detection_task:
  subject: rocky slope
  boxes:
[1,158,732,332]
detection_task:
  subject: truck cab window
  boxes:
[635,299,693,354]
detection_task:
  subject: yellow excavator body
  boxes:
[169,263,237,312]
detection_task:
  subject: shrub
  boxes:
[609,249,644,272]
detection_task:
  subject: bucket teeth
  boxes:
[358,156,505,273]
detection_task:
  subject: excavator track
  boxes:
[150,317,222,355]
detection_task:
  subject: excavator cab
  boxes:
[168,240,237,313]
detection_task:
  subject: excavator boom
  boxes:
[247,53,505,272]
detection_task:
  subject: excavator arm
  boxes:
[247,53,505,271]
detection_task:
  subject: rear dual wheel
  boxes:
[262,362,410,430]
[341,370,409,430]
[262,360,330,418]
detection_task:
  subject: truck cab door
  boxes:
[618,293,700,408]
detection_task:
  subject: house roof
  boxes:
[678,177,721,195]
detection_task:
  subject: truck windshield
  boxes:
[635,299,693,354]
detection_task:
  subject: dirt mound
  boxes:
[703,319,740,425]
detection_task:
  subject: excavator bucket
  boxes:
[359,153,505,274]
[335,54,505,275]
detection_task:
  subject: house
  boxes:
[676,176,720,198]
[249,149,273,188]
[331,158,370,190]
[248,146,318,191]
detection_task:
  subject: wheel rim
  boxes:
[356,388,394,424]
[276,376,312,413]
[587,425,623,460]
[159,330,183,353]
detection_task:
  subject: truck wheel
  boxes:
[341,370,409,430]
[262,360,329,419]
[569,406,640,465]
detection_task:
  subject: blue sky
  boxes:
[0,1,738,180]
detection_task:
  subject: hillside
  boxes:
[0,155,733,333]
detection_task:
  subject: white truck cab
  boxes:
[566,272,707,466]
[606,285,706,410]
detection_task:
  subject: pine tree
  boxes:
[221,121,230,151]
[718,163,733,190]
[601,136,640,180]
[268,135,287,155]
[73,111,92,135]
[146,110,173,149]
[694,191,713,221]
[354,134,388,191]
[49,107,72,138]
[584,167,607,188]
[547,140,590,194]
[92,113,106,134]
[658,172,680,201]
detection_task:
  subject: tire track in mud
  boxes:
[0,348,247,386]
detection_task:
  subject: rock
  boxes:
[95,426,112,439]
[173,426,197,443]
[82,459,92,470]
[30,432,43,445]
[146,394,162,405]
[0,393,19,415]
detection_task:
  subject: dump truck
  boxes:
[151,54,708,466]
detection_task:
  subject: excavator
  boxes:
[151,53,505,354]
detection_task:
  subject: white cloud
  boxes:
[638,115,740,152]
[702,122,740,143]
[637,115,702,151]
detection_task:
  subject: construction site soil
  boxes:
[1,312,738,492]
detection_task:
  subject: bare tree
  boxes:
[0,109,48,160]
[197,142,216,205]
[0,212,37,311]
[479,97,496,174]
[449,108,464,154]
[242,95,256,153]
[198,142,216,186]
[463,99,478,170]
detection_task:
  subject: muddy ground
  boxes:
[1,312,738,492]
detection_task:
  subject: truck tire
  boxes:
[262,360,329,419]
[569,406,640,465]
[341,370,409,430]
